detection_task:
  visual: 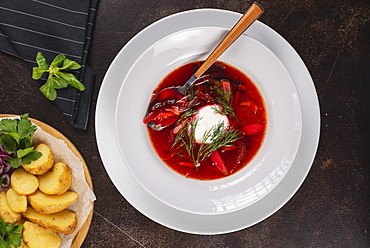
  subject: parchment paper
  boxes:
[33,125,96,248]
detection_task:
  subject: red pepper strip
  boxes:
[241,124,264,135]
[152,115,179,129]
[239,84,248,91]
[236,141,246,164]
[210,150,228,174]
[179,162,196,167]
[221,144,237,152]
[221,80,231,94]
[143,109,159,124]
[153,109,178,121]
[145,96,195,128]
[233,90,240,107]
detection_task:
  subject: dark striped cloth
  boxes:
[0,0,99,129]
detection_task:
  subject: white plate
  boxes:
[96,9,320,234]
[115,27,302,215]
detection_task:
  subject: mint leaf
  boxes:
[35,52,49,69]
[51,54,66,66]
[32,67,47,80]
[39,82,57,101]
[32,52,85,101]
[57,71,85,91]
[61,59,81,70]
[49,77,68,89]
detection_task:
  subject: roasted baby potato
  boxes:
[29,190,78,214]
[11,168,39,195]
[38,162,72,195]
[22,144,54,175]
[22,221,61,248]
[0,191,22,224]
[23,207,77,235]
[6,188,27,213]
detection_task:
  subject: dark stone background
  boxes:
[0,0,369,247]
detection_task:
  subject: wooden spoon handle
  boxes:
[194,2,264,78]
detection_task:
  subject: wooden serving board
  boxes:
[0,114,94,248]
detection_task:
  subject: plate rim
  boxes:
[96,8,320,234]
[114,26,303,215]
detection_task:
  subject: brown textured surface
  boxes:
[0,0,369,247]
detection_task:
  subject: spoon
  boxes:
[145,2,264,130]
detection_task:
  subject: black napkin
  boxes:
[0,0,99,129]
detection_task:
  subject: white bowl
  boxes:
[115,27,302,215]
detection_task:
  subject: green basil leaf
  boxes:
[17,118,36,142]
[57,72,85,91]
[7,157,21,168]
[0,134,18,152]
[0,218,6,231]
[20,113,29,120]
[19,136,33,150]
[7,231,22,248]
[61,59,81,70]
[21,150,42,165]
[51,54,66,66]
[0,119,18,133]
[16,147,34,159]
[0,239,9,248]
[32,67,47,79]
[39,82,57,101]
[2,223,22,248]
[35,52,49,69]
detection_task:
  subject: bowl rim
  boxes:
[115,26,303,215]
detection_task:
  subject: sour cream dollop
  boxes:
[193,104,229,144]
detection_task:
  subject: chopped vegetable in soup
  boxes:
[144,61,266,180]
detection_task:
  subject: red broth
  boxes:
[145,61,266,180]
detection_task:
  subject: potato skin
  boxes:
[6,188,27,213]
[29,190,78,214]
[22,144,54,175]
[38,162,72,195]
[0,191,22,224]
[11,168,39,195]
[22,221,61,248]
[23,207,77,235]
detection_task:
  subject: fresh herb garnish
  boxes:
[0,114,41,168]
[172,119,242,166]
[0,218,23,248]
[32,52,85,101]
[213,85,238,120]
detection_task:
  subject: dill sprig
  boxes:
[175,108,197,125]
[197,122,242,162]
[213,86,238,120]
[171,119,242,166]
